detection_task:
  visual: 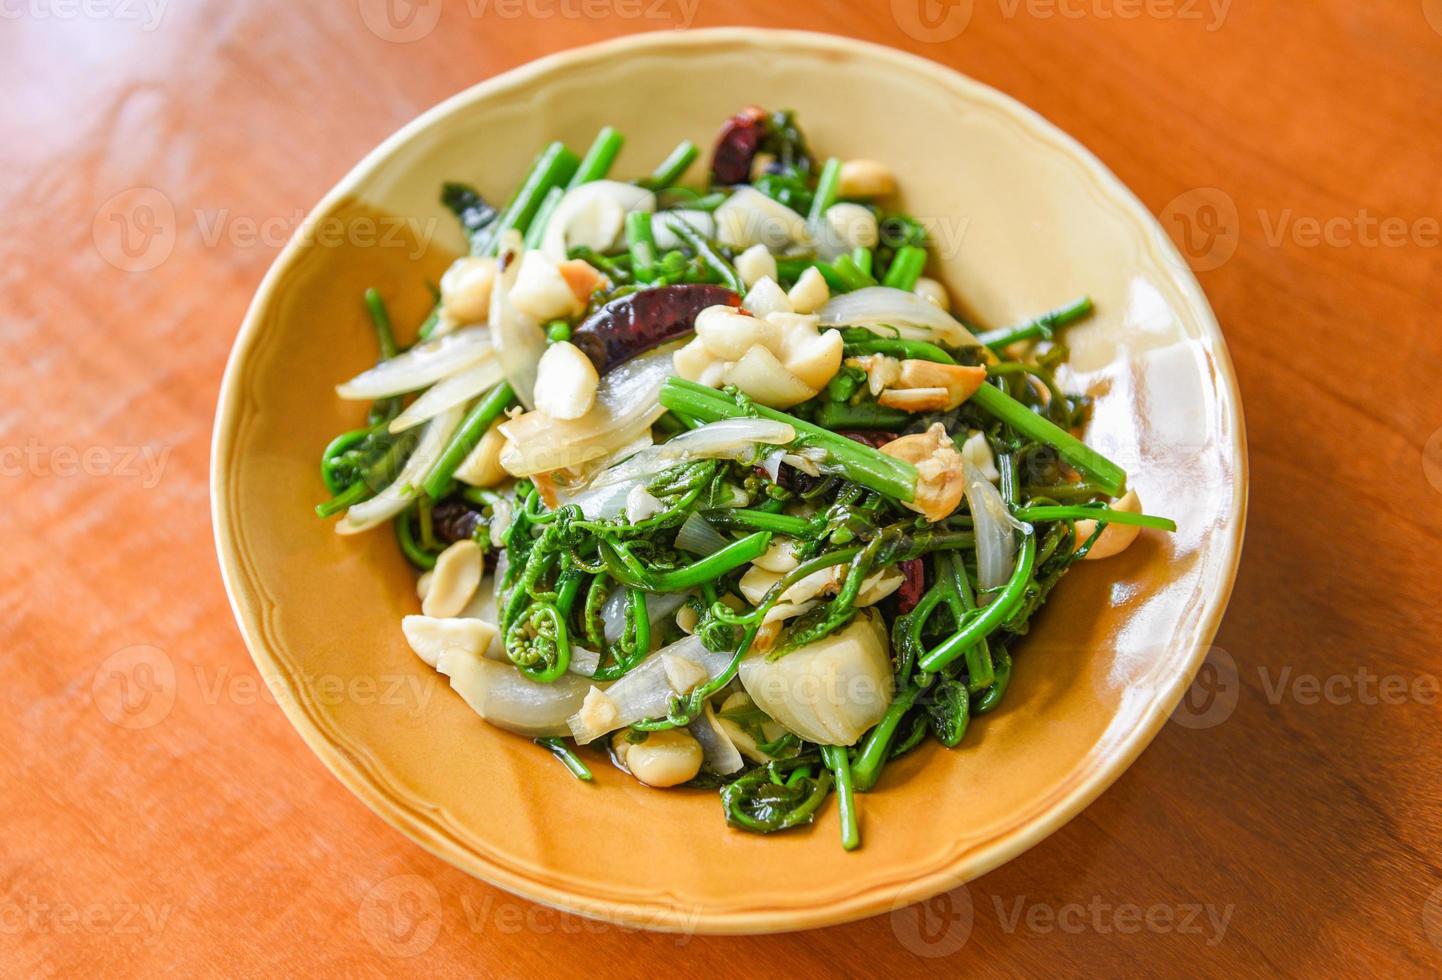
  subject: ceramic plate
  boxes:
[212,28,1246,933]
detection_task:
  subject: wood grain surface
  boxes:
[4,1,1440,975]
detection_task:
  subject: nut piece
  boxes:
[825,203,880,250]
[1075,489,1145,560]
[897,360,988,406]
[511,250,583,322]
[837,159,897,199]
[878,387,953,412]
[557,257,608,307]
[913,276,950,311]
[402,614,498,669]
[453,419,509,488]
[881,423,967,522]
[422,539,484,617]
[735,243,778,288]
[612,729,703,788]
[533,341,599,420]
[787,266,830,315]
[440,256,498,324]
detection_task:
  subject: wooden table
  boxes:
[6,1,1440,974]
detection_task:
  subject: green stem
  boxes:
[808,157,842,224]
[567,126,624,189]
[813,401,911,431]
[851,684,921,792]
[977,296,1093,350]
[820,744,859,851]
[640,139,698,190]
[522,186,566,249]
[599,532,771,592]
[970,382,1127,497]
[480,142,581,255]
[707,509,811,536]
[918,532,1036,672]
[363,288,399,359]
[626,209,658,282]
[1014,504,1175,531]
[881,245,927,291]
[420,382,515,499]
[660,379,918,502]
[664,218,744,294]
[535,737,594,781]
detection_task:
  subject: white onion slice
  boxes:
[490,230,548,410]
[498,343,677,477]
[651,209,715,250]
[335,327,491,400]
[675,512,729,556]
[336,406,463,534]
[388,358,504,433]
[689,700,744,775]
[586,418,796,491]
[437,649,595,738]
[540,181,656,261]
[600,588,691,645]
[818,286,981,348]
[715,187,812,251]
[964,460,1026,593]
[567,635,734,744]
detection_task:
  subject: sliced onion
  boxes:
[689,700,744,775]
[490,230,548,410]
[601,588,691,645]
[540,181,656,262]
[715,187,811,251]
[337,407,463,534]
[437,650,595,738]
[675,511,729,557]
[567,634,734,744]
[818,287,981,348]
[335,327,491,399]
[760,450,784,483]
[569,645,601,677]
[388,358,504,433]
[651,209,715,250]
[587,417,796,490]
[556,479,638,521]
[498,343,678,477]
[964,459,1027,593]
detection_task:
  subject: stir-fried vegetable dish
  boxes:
[315,108,1176,850]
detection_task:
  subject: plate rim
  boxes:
[210,26,1249,934]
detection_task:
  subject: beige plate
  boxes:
[212,29,1246,934]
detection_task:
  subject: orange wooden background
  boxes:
[6,1,1442,975]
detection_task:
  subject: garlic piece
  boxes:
[453,419,509,487]
[715,186,810,250]
[533,341,599,420]
[773,313,843,390]
[661,654,708,695]
[695,305,778,361]
[440,256,498,324]
[723,345,815,409]
[742,276,793,318]
[753,537,800,574]
[1076,489,1145,560]
[881,424,967,522]
[825,203,880,250]
[837,159,897,199]
[510,250,582,322]
[611,729,703,788]
[402,614,498,669]
[421,540,483,618]
[787,266,831,315]
[914,276,950,311]
[735,243,778,288]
